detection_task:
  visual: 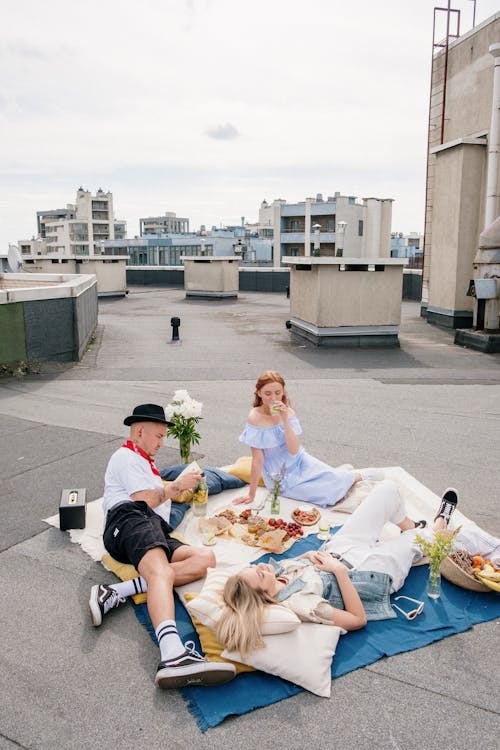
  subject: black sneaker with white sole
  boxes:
[89,584,126,627]
[155,641,236,689]
[434,488,458,525]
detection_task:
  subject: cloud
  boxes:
[205,123,241,141]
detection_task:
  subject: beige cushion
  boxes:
[185,566,301,635]
[222,622,344,697]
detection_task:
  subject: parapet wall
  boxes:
[0,273,98,366]
[126,265,421,298]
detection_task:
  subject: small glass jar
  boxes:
[317,517,331,541]
[247,514,260,534]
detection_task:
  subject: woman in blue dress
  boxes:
[233,370,380,508]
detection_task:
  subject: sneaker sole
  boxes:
[155,665,236,689]
[434,487,458,523]
[89,588,103,627]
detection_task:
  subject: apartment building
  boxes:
[258,192,393,267]
[19,187,126,257]
[140,212,189,236]
[17,188,128,295]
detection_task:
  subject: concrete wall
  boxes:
[23,257,127,296]
[184,258,239,293]
[290,264,403,328]
[427,142,486,328]
[0,273,97,366]
[0,302,27,364]
[126,266,419,300]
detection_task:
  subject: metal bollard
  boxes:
[171,316,180,341]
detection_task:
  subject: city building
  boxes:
[140,212,189,236]
[391,232,423,265]
[258,192,393,267]
[17,188,128,296]
[423,9,500,330]
[105,232,272,265]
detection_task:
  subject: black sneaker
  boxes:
[155,641,236,689]
[89,584,126,627]
[434,488,458,525]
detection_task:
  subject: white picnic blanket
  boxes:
[45,466,472,599]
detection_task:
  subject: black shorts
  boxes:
[103,501,185,570]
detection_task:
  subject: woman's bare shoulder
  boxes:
[247,407,271,427]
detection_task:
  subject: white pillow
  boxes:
[222,622,344,697]
[185,565,301,635]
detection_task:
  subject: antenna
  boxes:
[7,245,23,272]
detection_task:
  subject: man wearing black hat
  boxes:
[89,403,236,689]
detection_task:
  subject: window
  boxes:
[70,223,89,241]
[358,220,364,237]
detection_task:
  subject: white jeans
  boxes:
[324,479,500,590]
[324,480,422,592]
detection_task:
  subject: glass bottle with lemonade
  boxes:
[192,472,208,516]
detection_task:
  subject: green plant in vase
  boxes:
[164,390,203,464]
[269,463,286,515]
[416,527,460,599]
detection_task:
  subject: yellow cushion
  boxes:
[163,480,193,504]
[184,593,254,674]
[102,528,185,604]
[102,555,146,604]
[225,456,265,486]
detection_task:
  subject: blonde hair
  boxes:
[215,575,276,657]
[253,370,289,408]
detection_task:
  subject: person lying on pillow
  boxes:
[216,480,495,656]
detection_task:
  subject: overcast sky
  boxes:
[1,0,499,248]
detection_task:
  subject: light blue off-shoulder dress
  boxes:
[239,417,357,507]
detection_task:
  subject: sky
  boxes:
[1,0,500,248]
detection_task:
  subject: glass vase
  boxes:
[269,491,280,516]
[179,437,191,464]
[427,565,442,599]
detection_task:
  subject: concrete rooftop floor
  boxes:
[0,287,499,750]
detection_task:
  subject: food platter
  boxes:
[291,506,321,526]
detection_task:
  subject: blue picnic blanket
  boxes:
[133,531,500,732]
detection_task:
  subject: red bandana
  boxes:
[122,440,161,477]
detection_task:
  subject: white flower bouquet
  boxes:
[165,390,203,463]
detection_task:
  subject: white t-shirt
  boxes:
[103,446,171,524]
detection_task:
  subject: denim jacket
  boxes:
[269,557,396,622]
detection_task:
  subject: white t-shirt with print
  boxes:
[103,446,171,524]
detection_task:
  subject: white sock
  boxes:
[110,577,147,598]
[155,620,185,662]
[359,468,385,482]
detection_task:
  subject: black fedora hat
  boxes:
[124,403,171,427]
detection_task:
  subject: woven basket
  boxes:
[441,556,491,593]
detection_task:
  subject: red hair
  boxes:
[253,371,289,407]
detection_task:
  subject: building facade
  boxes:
[20,187,126,257]
[139,212,189,236]
[423,11,500,329]
[391,232,423,264]
[17,188,128,296]
[258,192,393,267]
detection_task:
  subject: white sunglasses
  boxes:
[392,595,425,621]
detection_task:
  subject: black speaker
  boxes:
[59,488,86,530]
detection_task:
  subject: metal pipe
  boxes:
[440,0,452,144]
[485,43,500,229]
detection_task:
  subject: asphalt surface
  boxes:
[1,287,499,750]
